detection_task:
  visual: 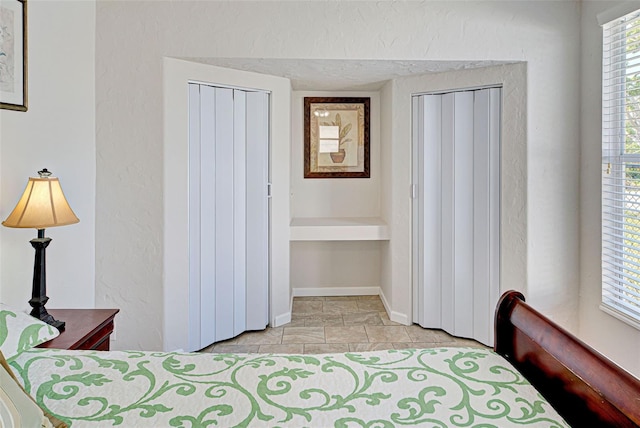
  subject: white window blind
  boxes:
[602,8,640,329]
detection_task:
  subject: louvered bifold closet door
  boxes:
[244,91,270,333]
[188,83,269,351]
[412,88,501,347]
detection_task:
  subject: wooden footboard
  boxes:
[494,290,640,428]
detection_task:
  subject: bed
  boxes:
[1,291,639,427]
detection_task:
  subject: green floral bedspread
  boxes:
[9,347,568,427]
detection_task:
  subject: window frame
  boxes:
[601,8,640,330]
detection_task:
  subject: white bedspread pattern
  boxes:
[9,347,568,427]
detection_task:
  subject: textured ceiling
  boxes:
[187,58,511,90]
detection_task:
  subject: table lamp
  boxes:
[2,169,79,329]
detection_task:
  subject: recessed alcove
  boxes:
[184,58,519,305]
[287,85,386,298]
[165,57,526,334]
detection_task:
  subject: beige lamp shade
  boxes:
[2,176,79,229]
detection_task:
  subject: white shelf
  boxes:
[290,217,390,241]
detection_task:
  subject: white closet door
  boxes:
[200,85,220,347]
[188,83,203,351]
[188,83,270,351]
[412,87,501,346]
[233,90,247,337]
[472,89,501,344]
[245,91,270,331]
[213,87,235,342]
[412,94,442,328]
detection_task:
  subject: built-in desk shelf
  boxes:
[290,217,390,241]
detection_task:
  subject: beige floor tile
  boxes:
[304,343,349,354]
[342,312,383,326]
[426,328,457,343]
[211,344,260,353]
[292,300,323,315]
[303,314,344,327]
[405,325,454,343]
[325,326,368,343]
[348,342,395,352]
[357,300,386,312]
[356,295,381,300]
[197,295,488,356]
[258,344,305,354]
[324,296,359,301]
[230,328,283,345]
[379,312,403,326]
[322,301,359,313]
[281,319,306,327]
[199,343,216,353]
[392,342,449,350]
[365,325,412,343]
[282,327,325,344]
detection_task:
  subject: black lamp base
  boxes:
[29,230,65,331]
[30,307,65,330]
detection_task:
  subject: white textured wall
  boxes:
[580,1,640,378]
[0,1,95,311]
[95,1,582,353]
[290,90,382,293]
[290,241,382,292]
[379,81,394,308]
[291,90,381,218]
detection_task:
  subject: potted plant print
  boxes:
[322,113,352,164]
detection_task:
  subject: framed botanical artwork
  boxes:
[0,0,27,111]
[304,97,370,178]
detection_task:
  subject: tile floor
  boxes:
[201,295,487,354]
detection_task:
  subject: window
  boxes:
[602,8,640,328]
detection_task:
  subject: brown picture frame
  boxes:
[304,97,370,178]
[0,0,27,112]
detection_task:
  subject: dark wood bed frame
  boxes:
[495,290,640,427]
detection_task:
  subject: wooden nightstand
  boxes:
[37,309,119,351]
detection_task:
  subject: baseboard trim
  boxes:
[390,310,410,325]
[271,292,294,328]
[292,287,381,297]
[379,289,391,314]
[379,288,410,325]
[273,311,291,327]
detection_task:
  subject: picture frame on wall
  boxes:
[0,0,27,112]
[304,97,370,178]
